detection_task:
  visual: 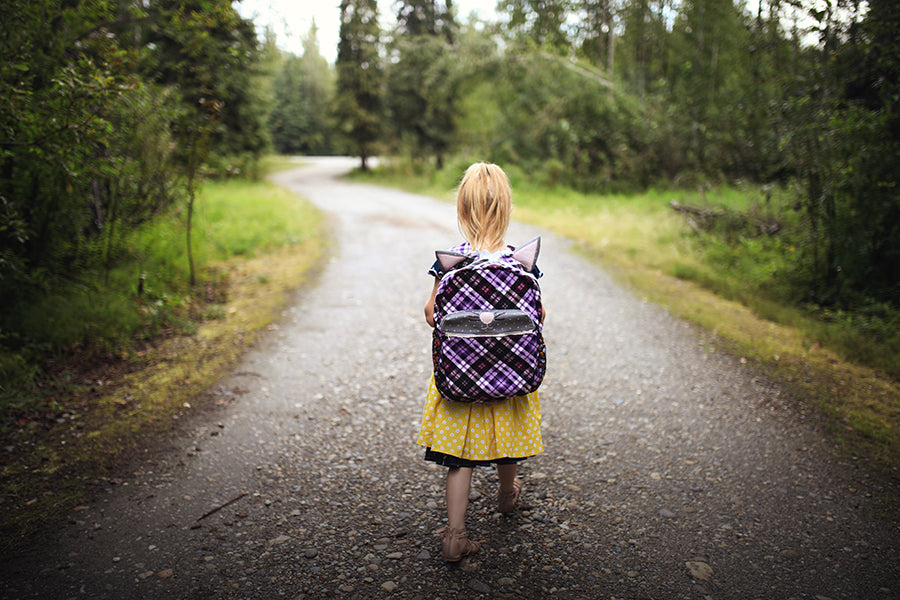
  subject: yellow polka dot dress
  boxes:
[417,375,543,465]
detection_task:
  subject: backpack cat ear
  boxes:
[436,250,469,272]
[512,236,541,271]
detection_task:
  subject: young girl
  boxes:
[418,162,545,562]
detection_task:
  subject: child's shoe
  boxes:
[497,477,522,513]
[439,527,480,562]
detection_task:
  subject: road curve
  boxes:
[3,157,898,599]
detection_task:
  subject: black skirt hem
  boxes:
[424,448,530,469]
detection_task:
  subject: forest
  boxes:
[0,0,897,393]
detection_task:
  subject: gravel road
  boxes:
[3,157,898,600]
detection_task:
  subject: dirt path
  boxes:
[3,158,898,599]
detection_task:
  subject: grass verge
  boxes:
[0,161,326,551]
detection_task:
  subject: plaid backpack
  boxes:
[432,237,546,403]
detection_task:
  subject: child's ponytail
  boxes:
[457,163,512,253]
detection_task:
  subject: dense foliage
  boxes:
[384,1,459,168]
[0,0,270,385]
[319,0,897,310]
[269,24,336,155]
[335,0,383,170]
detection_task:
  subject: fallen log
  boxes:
[669,200,781,236]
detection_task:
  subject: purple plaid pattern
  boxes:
[433,257,546,403]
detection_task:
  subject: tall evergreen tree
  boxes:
[618,0,670,97]
[269,23,336,155]
[387,1,458,168]
[667,0,749,171]
[396,0,456,40]
[335,0,383,170]
[780,0,900,304]
[297,23,336,154]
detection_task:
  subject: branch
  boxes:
[197,493,247,521]
[540,52,614,89]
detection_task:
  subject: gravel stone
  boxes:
[686,561,713,580]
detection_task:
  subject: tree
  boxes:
[138,0,262,284]
[742,0,795,181]
[498,0,574,51]
[269,23,336,155]
[576,0,616,71]
[668,0,749,171]
[396,0,456,40]
[0,0,162,310]
[618,0,672,97]
[779,0,900,304]
[387,1,459,168]
[335,0,383,170]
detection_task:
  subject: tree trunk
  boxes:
[187,170,196,287]
[606,18,614,73]
[103,180,118,286]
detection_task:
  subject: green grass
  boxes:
[197,180,320,259]
[352,159,900,473]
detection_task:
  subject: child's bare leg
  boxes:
[497,463,522,513]
[442,466,480,561]
[446,466,473,530]
[497,463,518,492]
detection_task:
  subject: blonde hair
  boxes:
[456,162,512,252]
